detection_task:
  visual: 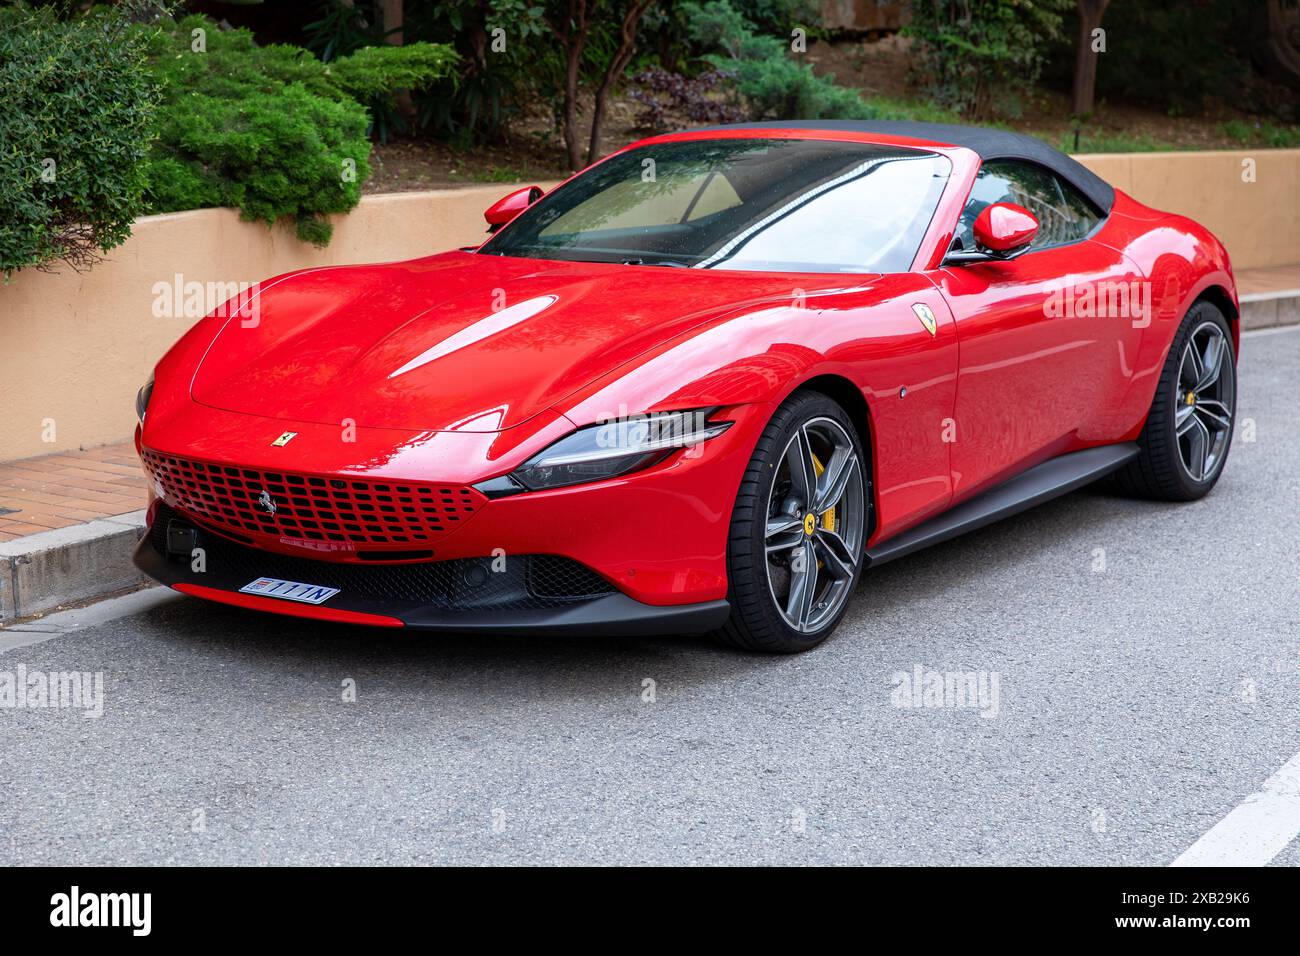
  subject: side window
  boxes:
[955,160,1100,253]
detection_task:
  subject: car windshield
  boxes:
[478,138,951,274]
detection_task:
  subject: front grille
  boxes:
[141,449,484,552]
[151,503,616,610]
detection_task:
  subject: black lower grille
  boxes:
[151,503,615,610]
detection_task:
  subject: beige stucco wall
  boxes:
[1,150,1297,461]
[0,184,558,461]
[1076,149,1300,270]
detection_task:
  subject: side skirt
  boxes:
[864,443,1140,567]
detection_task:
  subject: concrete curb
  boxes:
[0,511,147,624]
[1240,288,1300,331]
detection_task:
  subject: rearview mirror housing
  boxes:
[974,202,1039,253]
[944,202,1040,265]
[484,185,544,231]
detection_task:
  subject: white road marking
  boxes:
[0,587,180,652]
[1170,750,1300,867]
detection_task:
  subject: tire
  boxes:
[714,391,869,653]
[1110,300,1237,501]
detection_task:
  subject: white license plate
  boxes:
[239,577,340,605]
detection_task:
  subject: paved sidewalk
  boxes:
[1237,262,1300,295]
[0,441,145,543]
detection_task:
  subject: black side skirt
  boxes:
[865,443,1140,567]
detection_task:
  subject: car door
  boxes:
[926,160,1144,502]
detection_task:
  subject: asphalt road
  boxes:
[2,327,1297,866]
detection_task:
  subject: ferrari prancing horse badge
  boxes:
[912,303,938,337]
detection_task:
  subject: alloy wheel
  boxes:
[1175,321,1235,482]
[763,417,865,633]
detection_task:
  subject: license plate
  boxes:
[239,577,340,605]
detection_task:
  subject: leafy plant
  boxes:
[142,14,457,245]
[626,66,743,131]
[0,4,159,275]
[904,0,1071,119]
[683,0,875,121]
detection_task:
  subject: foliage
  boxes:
[0,4,159,275]
[627,67,744,131]
[307,0,548,145]
[683,0,874,120]
[1050,129,1172,154]
[143,14,456,245]
[904,0,1070,119]
[1220,120,1300,149]
[327,42,460,102]
[1069,0,1259,117]
[868,96,964,124]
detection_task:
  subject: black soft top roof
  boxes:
[692,120,1115,213]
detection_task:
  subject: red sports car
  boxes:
[134,121,1238,652]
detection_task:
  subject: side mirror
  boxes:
[973,202,1038,253]
[484,185,543,231]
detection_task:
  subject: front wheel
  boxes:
[715,391,868,653]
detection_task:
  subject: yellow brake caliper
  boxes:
[810,453,835,572]
[811,452,835,532]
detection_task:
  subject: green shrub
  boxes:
[142,15,457,245]
[683,0,874,120]
[904,0,1070,119]
[0,5,159,276]
[305,0,542,145]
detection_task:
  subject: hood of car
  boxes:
[190,251,873,432]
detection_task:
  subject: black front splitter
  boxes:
[133,536,731,637]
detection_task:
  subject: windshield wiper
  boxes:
[621,258,693,268]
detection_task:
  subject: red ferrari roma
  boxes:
[134,121,1239,652]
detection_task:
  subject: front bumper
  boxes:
[138,400,771,606]
[133,512,730,636]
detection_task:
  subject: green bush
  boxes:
[683,0,873,120]
[142,15,457,245]
[904,0,1070,119]
[306,0,543,145]
[0,5,159,276]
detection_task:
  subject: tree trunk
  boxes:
[380,0,413,121]
[546,1,590,171]
[563,54,584,170]
[587,1,655,165]
[1071,0,1110,116]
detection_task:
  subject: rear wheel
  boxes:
[715,391,868,653]
[1111,301,1236,501]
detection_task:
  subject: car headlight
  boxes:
[135,372,154,423]
[474,408,731,496]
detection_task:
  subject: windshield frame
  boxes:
[476,134,958,276]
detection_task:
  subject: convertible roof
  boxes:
[692,120,1115,213]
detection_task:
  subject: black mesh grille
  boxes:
[151,503,615,610]
[141,448,482,550]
